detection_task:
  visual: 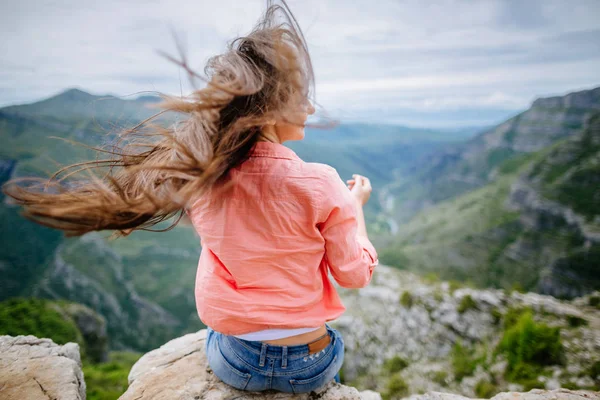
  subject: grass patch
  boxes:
[431,370,448,386]
[400,291,414,308]
[451,342,480,381]
[457,294,478,313]
[382,373,409,400]
[497,310,563,383]
[475,379,499,398]
[84,351,141,400]
[383,355,409,374]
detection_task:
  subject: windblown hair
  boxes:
[2,0,314,237]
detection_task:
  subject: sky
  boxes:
[1,0,599,128]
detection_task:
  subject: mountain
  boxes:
[380,91,600,297]
[385,87,600,223]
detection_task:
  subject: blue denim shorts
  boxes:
[205,324,344,394]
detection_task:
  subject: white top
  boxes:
[233,326,322,341]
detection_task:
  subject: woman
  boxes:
[3,0,378,394]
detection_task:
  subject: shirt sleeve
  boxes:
[317,166,379,289]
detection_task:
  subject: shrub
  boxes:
[383,374,409,400]
[457,295,477,313]
[383,355,409,374]
[448,280,463,293]
[475,379,498,398]
[566,315,587,328]
[497,310,563,382]
[84,351,142,400]
[503,306,530,329]
[491,308,502,325]
[423,273,440,283]
[431,370,448,385]
[400,291,414,308]
[451,342,478,381]
[588,295,600,309]
[0,298,81,347]
[588,360,600,380]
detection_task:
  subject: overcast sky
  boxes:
[1,0,599,127]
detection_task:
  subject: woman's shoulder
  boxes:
[302,162,339,181]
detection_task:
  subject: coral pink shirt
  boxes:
[188,141,379,335]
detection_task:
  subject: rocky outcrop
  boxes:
[334,266,600,396]
[388,86,600,220]
[0,335,85,400]
[120,329,372,400]
[406,389,599,399]
[120,326,599,400]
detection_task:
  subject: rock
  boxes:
[121,329,369,400]
[360,390,383,400]
[0,335,85,400]
[489,389,600,399]
[405,389,600,399]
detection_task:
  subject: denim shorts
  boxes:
[205,324,344,394]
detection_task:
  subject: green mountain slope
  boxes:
[386,87,600,223]
[382,113,600,297]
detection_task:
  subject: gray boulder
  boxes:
[0,335,86,400]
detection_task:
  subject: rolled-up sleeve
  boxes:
[317,166,379,288]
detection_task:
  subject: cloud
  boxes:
[0,0,599,127]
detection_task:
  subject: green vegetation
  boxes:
[430,370,448,385]
[0,298,82,347]
[475,379,498,398]
[491,308,502,325]
[84,351,141,400]
[497,310,563,383]
[588,360,600,381]
[379,248,409,270]
[457,294,477,313]
[503,306,530,328]
[383,355,409,374]
[566,315,588,328]
[400,291,414,308]
[451,342,480,381]
[382,374,409,400]
[0,297,109,363]
[589,295,600,308]
[380,111,600,296]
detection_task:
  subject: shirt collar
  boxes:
[249,141,300,161]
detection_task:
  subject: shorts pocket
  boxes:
[211,340,252,390]
[289,354,341,394]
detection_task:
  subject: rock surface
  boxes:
[0,335,85,400]
[406,389,599,399]
[120,328,599,400]
[121,329,373,400]
[334,266,600,395]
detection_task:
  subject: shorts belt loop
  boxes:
[282,346,288,369]
[259,343,267,367]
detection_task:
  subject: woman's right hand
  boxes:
[346,174,372,206]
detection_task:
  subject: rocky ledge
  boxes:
[0,335,85,400]
[407,390,599,399]
[1,332,598,399]
[121,329,374,399]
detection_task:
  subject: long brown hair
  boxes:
[2,0,314,237]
